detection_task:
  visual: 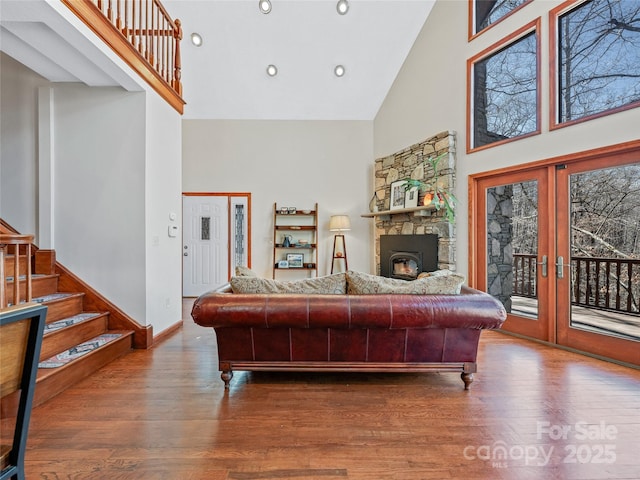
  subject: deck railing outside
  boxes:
[513,253,640,315]
[63,0,184,113]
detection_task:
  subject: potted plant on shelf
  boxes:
[405,152,457,224]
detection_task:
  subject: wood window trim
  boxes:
[466,18,542,155]
[548,0,640,132]
[468,0,534,42]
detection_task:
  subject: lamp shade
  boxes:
[329,215,351,232]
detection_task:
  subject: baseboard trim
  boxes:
[153,320,183,346]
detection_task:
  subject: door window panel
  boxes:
[568,164,640,341]
[487,180,539,318]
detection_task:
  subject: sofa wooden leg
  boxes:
[221,370,233,389]
[461,372,474,390]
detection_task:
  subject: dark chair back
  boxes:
[1,304,46,480]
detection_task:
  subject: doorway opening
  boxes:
[182,193,251,297]
[470,141,640,366]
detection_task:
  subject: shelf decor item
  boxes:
[368,192,379,212]
[405,186,419,208]
[390,180,408,211]
[286,253,304,268]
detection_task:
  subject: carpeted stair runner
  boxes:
[44,313,103,333]
[38,333,123,368]
[33,292,76,303]
[5,273,47,282]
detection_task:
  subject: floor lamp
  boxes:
[329,215,351,274]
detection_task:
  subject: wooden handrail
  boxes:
[62,0,185,114]
[0,234,35,310]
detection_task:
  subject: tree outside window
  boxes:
[472,28,538,150]
[474,0,530,35]
[558,0,640,124]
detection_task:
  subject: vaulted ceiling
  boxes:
[0,0,435,120]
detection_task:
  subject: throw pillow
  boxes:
[346,270,465,295]
[417,269,454,279]
[235,265,258,277]
[230,273,347,294]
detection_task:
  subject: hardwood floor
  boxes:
[19,298,640,479]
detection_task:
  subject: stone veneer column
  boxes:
[486,185,514,311]
[372,131,457,274]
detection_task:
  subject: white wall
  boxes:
[0,53,49,235]
[374,0,640,278]
[145,93,183,332]
[182,120,374,277]
[1,11,184,336]
[52,84,147,320]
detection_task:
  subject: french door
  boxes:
[556,158,639,365]
[471,143,640,366]
[473,168,554,342]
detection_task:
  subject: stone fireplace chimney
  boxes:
[370,131,457,275]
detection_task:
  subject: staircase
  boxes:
[1,230,150,408]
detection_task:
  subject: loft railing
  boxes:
[513,253,640,315]
[62,0,185,114]
[0,234,35,310]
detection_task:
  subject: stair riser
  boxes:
[44,296,85,323]
[3,255,28,274]
[34,333,133,407]
[40,315,109,361]
[5,275,59,301]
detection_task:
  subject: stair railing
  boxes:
[0,234,35,310]
[62,0,185,114]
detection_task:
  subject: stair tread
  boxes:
[33,292,84,304]
[38,330,133,370]
[43,312,106,335]
[5,273,56,282]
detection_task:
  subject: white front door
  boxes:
[182,196,228,297]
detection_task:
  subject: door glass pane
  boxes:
[201,217,211,241]
[569,164,640,341]
[487,181,539,318]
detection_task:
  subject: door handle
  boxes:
[184,252,188,256]
[537,255,548,278]
[556,256,571,278]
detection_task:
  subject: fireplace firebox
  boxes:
[380,234,438,279]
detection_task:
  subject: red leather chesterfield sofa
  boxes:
[191,281,506,390]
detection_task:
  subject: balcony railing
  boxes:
[513,253,640,315]
[62,0,185,114]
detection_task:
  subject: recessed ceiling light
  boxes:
[266,64,278,76]
[334,65,345,77]
[336,0,349,15]
[259,0,272,14]
[190,32,203,47]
